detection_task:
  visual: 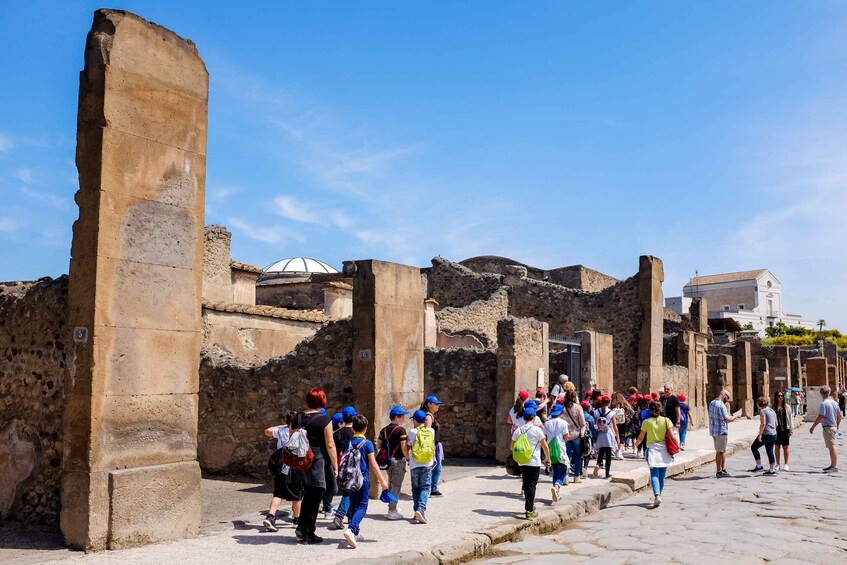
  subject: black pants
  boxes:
[520,466,541,512]
[751,434,776,465]
[598,447,612,476]
[298,484,326,536]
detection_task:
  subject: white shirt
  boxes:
[511,424,546,467]
[407,426,435,470]
[543,417,570,445]
[509,407,542,431]
[271,426,291,475]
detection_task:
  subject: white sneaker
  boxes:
[653,495,662,508]
[387,510,403,521]
[343,528,359,548]
[414,510,427,524]
[551,485,560,502]
[573,476,581,484]
[782,464,790,472]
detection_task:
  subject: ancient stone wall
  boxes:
[459,256,546,281]
[423,348,497,458]
[435,288,508,349]
[507,275,642,391]
[198,319,354,476]
[427,257,504,308]
[256,281,326,310]
[0,277,68,525]
[202,225,232,303]
[547,265,619,292]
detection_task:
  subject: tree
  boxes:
[818,319,827,332]
[741,323,754,331]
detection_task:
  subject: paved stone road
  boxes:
[477,423,847,564]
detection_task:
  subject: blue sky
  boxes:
[1,1,845,328]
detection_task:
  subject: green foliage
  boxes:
[763,335,815,346]
[761,329,847,351]
[784,325,812,336]
[741,323,754,331]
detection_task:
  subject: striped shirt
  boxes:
[708,398,730,437]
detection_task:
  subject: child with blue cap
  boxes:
[329,405,358,525]
[420,395,444,496]
[510,404,551,520]
[340,415,389,548]
[376,405,410,520]
[407,409,436,523]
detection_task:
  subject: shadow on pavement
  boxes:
[476,490,523,500]
[473,509,522,518]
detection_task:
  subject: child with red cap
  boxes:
[677,393,690,449]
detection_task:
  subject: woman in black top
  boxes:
[773,390,792,471]
[289,388,337,544]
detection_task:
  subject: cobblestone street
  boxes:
[477,423,847,564]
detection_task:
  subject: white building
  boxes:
[665,269,816,337]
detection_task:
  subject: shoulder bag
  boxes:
[664,417,679,456]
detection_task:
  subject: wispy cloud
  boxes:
[209,185,241,203]
[14,168,34,183]
[0,217,22,233]
[273,195,353,230]
[0,133,13,153]
[226,216,304,245]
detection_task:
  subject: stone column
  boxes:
[424,298,438,348]
[767,346,790,393]
[351,260,425,436]
[202,225,232,303]
[495,317,548,462]
[576,330,614,393]
[806,357,828,387]
[733,341,754,416]
[61,10,207,551]
[637,256,664,393]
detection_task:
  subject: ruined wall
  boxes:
[423,348,497,458]
[428,257,504,308]
[0,278,68,525]
[547,265,619,292]
[459,256,546,281]
[198,320,354,476]
[435,288,508,349]
[202,225,232,303]
[661,365,690,395]
[508,275,642,391]
[256,281,326,310]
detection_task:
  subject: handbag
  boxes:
[664,417,679,456]
[565,406,591,454]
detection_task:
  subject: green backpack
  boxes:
[512,426,534,465]
[548,435,562,464]
[411,426,436,463]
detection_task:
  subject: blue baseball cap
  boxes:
[341,405,357,418]
[331,413,344,427]
[523,407,537,420]
[379,489,398,504]
[523,400,539,410]
[412,409,427,423]
[425,395,442,405]
[319,408,328,416]
[389,406,409,419]
[550,404,564,417]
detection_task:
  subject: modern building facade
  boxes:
[666,269,816,337]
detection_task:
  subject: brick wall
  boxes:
[0,277,68,524]
[198,319,355,476]
[423,348,497,458]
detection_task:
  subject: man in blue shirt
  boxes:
[709,389,740,477]
[810,385,842,473]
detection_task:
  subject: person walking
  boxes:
[677,393,690,450]
[661,383,681,432]
[790,391,799,418]
[773,390,792,471]
[407,410,435,523]
[340,415,390,548]
[563,391,586,483]
[592,395,618,478]
[422,395,445,496]
[543,403,570,502]
[709,389,740,477]
[580,400,596,478]
[288,388,337,544]
[328,405,357,521]
[611,392,633,459]
[262,412,303,532]
[507,390,530,432]
[510,404,551,520]
[809,385,842,473]
[550,374,569,405]
[636,400,674,508]
[375,406,409,520]
[749,397,778,476]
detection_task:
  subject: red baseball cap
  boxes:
[518,390,530,401]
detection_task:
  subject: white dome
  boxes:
[263,257,338,274]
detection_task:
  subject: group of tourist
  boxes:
[262,388,444,547]
[260,379,842,548]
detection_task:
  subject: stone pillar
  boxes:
[576,330,614,394]
[61,9,207,551]
[805,386,824,423]
[202,225,232,303]
[767,346,790,393]
[637,256,664,393]
[351,260,425,436]
[424,298,438,348]
[689,297,709,334]
[733,341,754,416]
[496,317,548,462]
[806,357,828,386]
[322,282,353,318]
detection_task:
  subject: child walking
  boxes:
[544,403,570,502]
[407,410,436,524]
[511,404,551,520]
[339,415,389,548]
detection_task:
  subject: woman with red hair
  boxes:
[288,387,338,544]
